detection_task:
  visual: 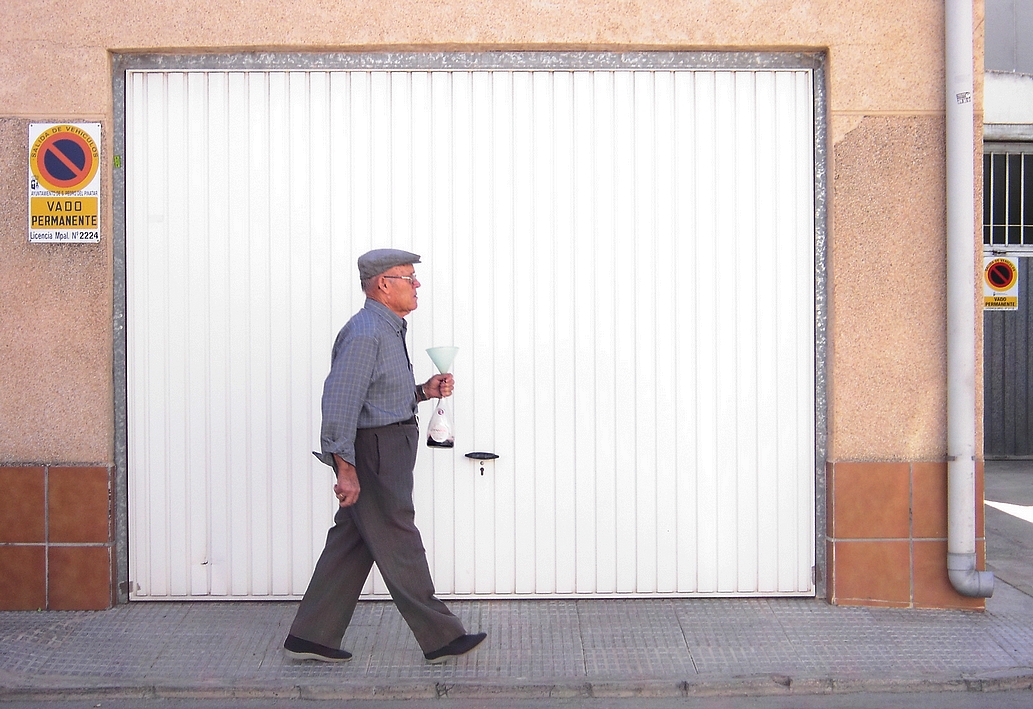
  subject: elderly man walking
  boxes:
[284,248,486,664]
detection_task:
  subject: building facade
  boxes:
[0,0,987,610]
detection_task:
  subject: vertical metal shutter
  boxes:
[984,257,1033,457]
[126,62,815,599]
[983,149,1033,458]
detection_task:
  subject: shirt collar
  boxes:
[363,297,407,335]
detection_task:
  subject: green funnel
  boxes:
[426,346,459,374]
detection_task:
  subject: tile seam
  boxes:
[44,465,49,610]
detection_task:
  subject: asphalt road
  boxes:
[985,460,1033,601]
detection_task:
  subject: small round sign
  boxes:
[985,258,1018,292]
[30,125,99,193]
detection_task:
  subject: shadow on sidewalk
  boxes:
[985,460,1033,614]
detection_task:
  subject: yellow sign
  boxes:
[986,295,1019,310]
[30,197,99,230]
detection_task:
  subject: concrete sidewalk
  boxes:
[1,587,1033,702]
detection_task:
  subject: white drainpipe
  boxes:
[945,0,995,597]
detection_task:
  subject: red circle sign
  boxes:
[30,126,99,193]
[986,258,1017,292]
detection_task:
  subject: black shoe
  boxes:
[424,632,487,663]
[283,634,353,662]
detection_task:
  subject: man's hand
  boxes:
[423,373,454,399]
[333,455,360,507]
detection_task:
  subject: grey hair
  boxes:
[360,276,381,295]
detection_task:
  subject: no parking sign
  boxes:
[984,256,1019,311]
[29,123,101,243]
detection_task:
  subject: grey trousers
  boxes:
[289,421,465,653]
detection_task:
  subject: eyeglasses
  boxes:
[382,275,418,286]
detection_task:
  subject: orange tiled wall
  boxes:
[0,461,984,610]
[826,461,985,610]
[0,465,114,610]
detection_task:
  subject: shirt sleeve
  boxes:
[318,327,378,468]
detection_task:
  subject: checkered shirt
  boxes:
[316,298,417,468]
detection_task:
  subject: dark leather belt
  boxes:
[360,415,418,433]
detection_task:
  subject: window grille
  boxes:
[984,146,1033,248]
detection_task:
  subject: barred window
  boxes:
[984,146,1033,247]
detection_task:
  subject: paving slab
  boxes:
[3,593,1033,701]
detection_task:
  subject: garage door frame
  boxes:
[111,50,828,604]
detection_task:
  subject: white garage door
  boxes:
[124,53,817,600]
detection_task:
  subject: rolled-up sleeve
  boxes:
[318,329,378,467]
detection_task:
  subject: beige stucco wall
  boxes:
[0,0,983,464]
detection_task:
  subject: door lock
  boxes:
[465,451,499,475]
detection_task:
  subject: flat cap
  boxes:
[357,248,421,281]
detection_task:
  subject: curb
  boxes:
[3,672,1033,702]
